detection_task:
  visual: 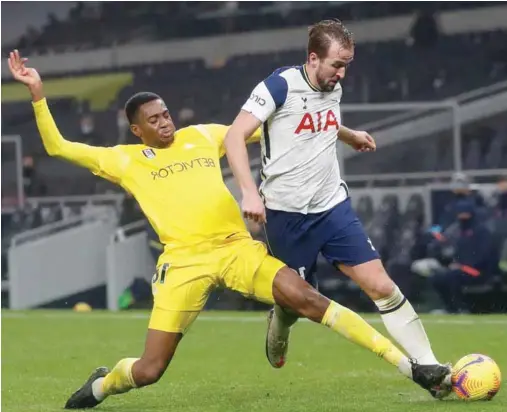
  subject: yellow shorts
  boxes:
[148,236,285,334]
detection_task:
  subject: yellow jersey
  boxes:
[33,99,260,263]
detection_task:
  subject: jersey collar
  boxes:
[299,64,321,92]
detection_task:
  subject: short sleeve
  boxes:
[241,73,288,123]
[194,124,262,157]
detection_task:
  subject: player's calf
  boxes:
[340,260,441,366]
[130,329,181,387]
[132,357,169,386]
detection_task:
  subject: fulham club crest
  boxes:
[142,148,156,159]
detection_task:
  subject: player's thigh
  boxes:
[264,209,319,288]
[149,263,216,334]
[321,217,394,299]
[251,253,288,305]
[149,307,202,335]
[221,239,284,305]
[321,205,380,267]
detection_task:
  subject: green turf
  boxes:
[2,311,506,412]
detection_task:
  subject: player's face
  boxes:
[312,41,354,92]
[131,99,176,148]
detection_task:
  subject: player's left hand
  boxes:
[351,131,376,152]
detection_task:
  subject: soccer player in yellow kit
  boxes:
[8,50,450,409]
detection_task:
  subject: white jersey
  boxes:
[241,65,348,214]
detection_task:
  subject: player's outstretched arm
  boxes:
[224,110,266,223]
[7,50,125,183]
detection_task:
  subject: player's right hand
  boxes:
[7,50,42,89]
[242,190,267,224]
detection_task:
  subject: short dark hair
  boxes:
[124,92,162,124]
[307,19,354,59]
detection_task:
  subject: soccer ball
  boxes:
[451,354,502,401]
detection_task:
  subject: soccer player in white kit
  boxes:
[224,19,451,398]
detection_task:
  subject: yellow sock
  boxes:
[322,301,411,376]
[101,358,139,397]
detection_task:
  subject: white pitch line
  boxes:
[2,312,507,325]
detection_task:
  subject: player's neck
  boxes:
[303,64,322,92]
[141,139,174,149]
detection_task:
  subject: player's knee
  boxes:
[136,358,170,386]
[371,278,396,300]
[364,266,396,300]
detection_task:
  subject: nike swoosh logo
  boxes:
[457,356,485,374]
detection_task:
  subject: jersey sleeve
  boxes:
[33,98,129,184]
[195,124,262,157]
[241,73,288,123]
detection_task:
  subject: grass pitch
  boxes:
[2,311,506,412]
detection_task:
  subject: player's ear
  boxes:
[308,51,319,68]
[130,124,142,138]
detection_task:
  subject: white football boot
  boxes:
[265,306,298,368]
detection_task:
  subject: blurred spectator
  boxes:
[489,176,507,273]
[499,238,507,274]
[430,198,495,313]
[178,107,196,128]
[116,108,131,144]
[409,8,440,49]
[438,172,487,231]
[79,114,101,145]
[22,156,47,197]
[492,175,507,217]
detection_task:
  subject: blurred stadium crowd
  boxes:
[3,2,501,54]
[2,1,507,312]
